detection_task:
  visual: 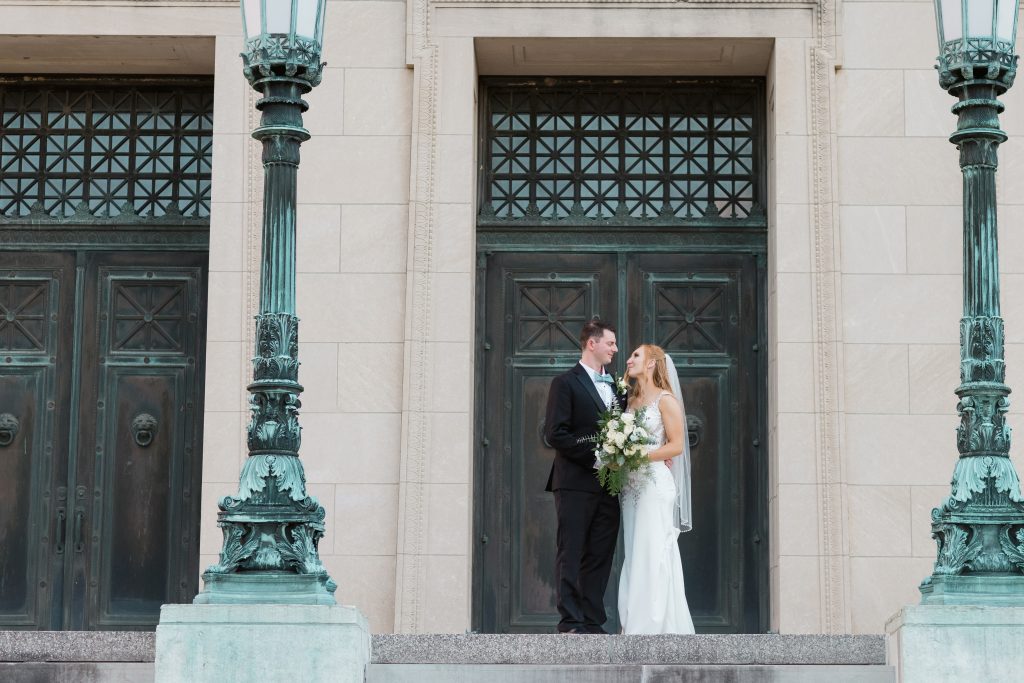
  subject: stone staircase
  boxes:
[368,634,893,683]
[0,631,893,682]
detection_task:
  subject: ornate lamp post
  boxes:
[194,0,335,604]
[922,0,1024,603]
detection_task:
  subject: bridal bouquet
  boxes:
[590,404,654,497]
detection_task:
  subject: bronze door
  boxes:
[0,250,207,630]
[0,253,76,629]
[475,250,766,633]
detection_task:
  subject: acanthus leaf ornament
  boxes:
[961,317,1005,383]
[246,392,302,455]
[253,313,300,381]
[931,523,983,575]
[206,522,260,575]
[955,394,1012,457]
[276,523,332,578]
[999,526,1024,572]
[945,456,1024,510]
[236,454,309,502]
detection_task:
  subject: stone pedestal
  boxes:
[155,604,370,683]
[886,605,1024,683]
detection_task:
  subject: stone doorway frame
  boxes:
[395,0,849,635]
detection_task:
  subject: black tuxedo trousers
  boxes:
[543,363,623,633]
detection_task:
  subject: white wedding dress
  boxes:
[618,392,695,634]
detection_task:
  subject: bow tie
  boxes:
[595,373,614,385]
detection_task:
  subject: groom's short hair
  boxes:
[579,320,615,349]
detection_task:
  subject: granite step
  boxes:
[0,631,894,683]
[0,631,155,683]
[368,634,894,683]
[367,664,894,683]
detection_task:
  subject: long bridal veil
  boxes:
[663,354,693,533]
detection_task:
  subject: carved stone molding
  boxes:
[808,0,850,633]
[245,85,262,418]
[399,0,846,634]
[396,0,440,634]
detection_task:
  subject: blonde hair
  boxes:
[628,344,674,401]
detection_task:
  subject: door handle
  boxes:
[55,508,66,554]
[73,510,85,553]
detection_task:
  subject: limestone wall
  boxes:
[3,0,1021,636]
[835,0,1024,633]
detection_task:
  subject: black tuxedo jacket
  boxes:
[543,363,625,493]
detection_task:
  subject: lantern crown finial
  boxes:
[240,0,327,90]
[934,0,1021,89]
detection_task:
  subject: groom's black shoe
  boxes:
[584,626,609,635]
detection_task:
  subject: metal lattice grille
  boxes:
[481,79,763,225]
[0,82,213,224]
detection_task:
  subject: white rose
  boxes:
[621,413,635,424]
[623,424,634,437]
[613,432,627,448]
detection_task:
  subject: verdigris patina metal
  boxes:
[195,0,335,604]
[0,413,19,447]
[921,0,1024,603]
[130,413,158,448]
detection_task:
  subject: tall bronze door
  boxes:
[0,250,207,630]
[475,250,766,633]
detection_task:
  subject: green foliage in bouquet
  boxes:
[590,403,654,496]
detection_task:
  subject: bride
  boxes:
[618,343,695,634]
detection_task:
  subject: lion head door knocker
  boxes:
[130,413,158,448]
[686,414,704,449]
[0,413,19,447]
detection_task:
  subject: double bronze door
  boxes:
[0,250,207,629]
[476,250,766,633]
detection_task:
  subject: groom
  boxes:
[544,320,624,634]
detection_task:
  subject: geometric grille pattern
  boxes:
[516,283,591,353]
[0,83,213,221]
[112,282,186,352]
[483,80,761,223]
[0,281,48,351]
[654,282,727,353]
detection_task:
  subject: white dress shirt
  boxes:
[579,361,615,409]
